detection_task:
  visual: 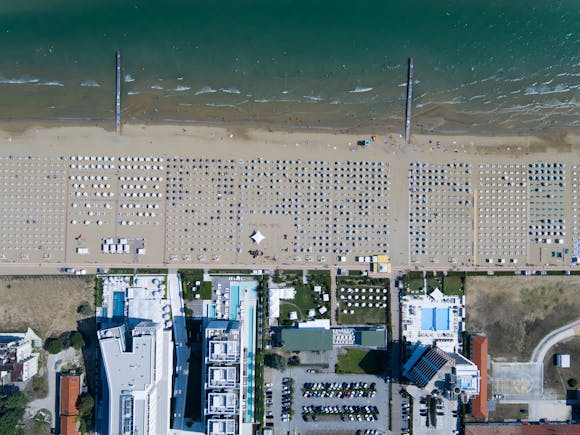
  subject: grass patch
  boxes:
[336,349,387,375]
[337,274,390,287]
[179,269,206,301]
[338,307,387,325]
[254,353,264,425]
[277,270,331,325]
[442,274,464,295]
[95,277,103,306]
[199,282,213,300]
[135,268,168,274]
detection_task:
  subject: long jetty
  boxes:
[404,57,413,144]
[115,50,121,135]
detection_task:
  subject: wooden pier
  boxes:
[404,57,414,144]
[115,50,121,135]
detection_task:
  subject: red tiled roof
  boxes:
[466,424,580,435]
[60,415,79,435]
[471,335,488,419]
[60,375,80,416]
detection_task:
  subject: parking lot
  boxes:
[410,390,460,435]
[271,367,389,434]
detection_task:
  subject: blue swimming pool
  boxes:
[246,305,255,421]
[112,291,125,317]
[421,308,450,331]
[435,308,450,330]
[209,304,216,319]
[229,285,240,320]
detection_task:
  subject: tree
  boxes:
[0,386,28,435]
[76,393,94,416]
[77,303,91,316]
[46,340,63,355]
[288,355,300,366]
[264,353,287,372]
[568,378,578,388]
[71,332,84,350]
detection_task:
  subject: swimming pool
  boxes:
[421,308,450,331]
[208,304,216,319]
[246,305,255,421]
[229,285,240,320]
[112,291,125,317]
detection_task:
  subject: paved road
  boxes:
[168,269,190,431]
[530,318,580,363]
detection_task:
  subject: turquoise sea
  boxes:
[0,0,579,132]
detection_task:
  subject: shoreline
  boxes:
[1,117,579,149]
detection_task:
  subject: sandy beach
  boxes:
[0,121,579,270]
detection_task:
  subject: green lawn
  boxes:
[279,284,330,324]
[336,349,387,375]
[336,284,388,325]
[338,307,387,325]
[442,275,464,295]
[337,274,390,288]
[199,282,212,300]
[179,269,209,301]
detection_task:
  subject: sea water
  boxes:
[0,0,578,131]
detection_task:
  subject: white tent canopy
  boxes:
[251,230,265,244]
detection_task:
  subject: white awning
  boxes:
[251,230,265,244]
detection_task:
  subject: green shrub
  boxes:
[71,332,84,350]
[46,340,63,354]
[264,353,287,372]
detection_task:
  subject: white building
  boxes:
[0,328,41,383]
[556,354,571,368]
[98,322,173,435]
[204,321,241,435]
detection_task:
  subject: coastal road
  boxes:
[530,318,580,363]
[167,269,190,431]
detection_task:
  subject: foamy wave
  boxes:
[173,85,191,91]
[303,95,324,102]
[254,98,271,103]
[220,87,241,94]
[150,84,164,90]
[0,76,39,84]
[37,81,64,87]
[127,90,140,95]
[80,81,100,87]
[416,98,462,109]
[524,84,570,96]
[195,86,217,95]
[349,86,373,93]
[124,74,135,83]
[206,103,238,108]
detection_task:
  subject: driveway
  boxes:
[530,318,580,363]
[27,347,77,430]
